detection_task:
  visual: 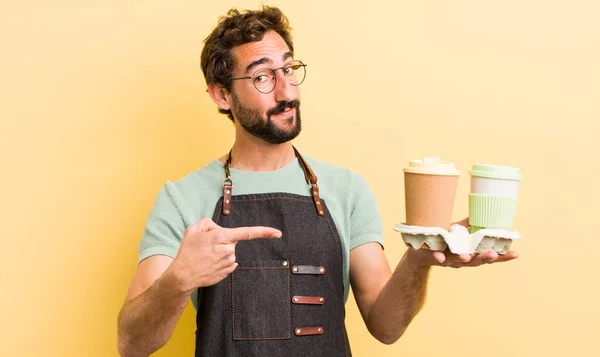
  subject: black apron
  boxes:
[194,147,351,357]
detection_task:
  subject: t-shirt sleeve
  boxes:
[137,183,187,264]
[348,171,385,250]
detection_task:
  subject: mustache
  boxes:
[267,100,300,117]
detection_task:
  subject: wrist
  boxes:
[401,249,432,273]
[162,262,194,297]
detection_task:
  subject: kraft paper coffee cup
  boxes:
[404,157,460,230]
[469,164,522,231]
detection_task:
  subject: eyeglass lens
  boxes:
[252,61,306,93]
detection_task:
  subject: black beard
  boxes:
[232,96,302,144]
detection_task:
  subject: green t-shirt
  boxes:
[138,153,384,307]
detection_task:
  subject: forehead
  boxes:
[231,30,291,70]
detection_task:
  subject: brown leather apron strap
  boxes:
[292,146,316,185]
[292,147,325,216]
[222,149,233,215]
[222,146,325,216]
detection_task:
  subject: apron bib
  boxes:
[194,147,351,357]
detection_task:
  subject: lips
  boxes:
[273,107,294,116]
[267,100,300,118]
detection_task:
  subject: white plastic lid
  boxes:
[403,157,460,176]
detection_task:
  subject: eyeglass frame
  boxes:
[230,60,307,94]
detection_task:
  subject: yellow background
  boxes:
[1,1,599,356]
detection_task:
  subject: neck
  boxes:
[219,133,296,172]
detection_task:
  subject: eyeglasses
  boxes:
[231,60,307,94]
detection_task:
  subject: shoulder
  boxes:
[302,154,371,191]
[152,160,225,225]
[163,159,223,196]
[300,152,383,250]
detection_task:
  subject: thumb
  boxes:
[452,217,470,228]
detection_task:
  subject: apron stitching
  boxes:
[207,187,348,349]
[231,271,235,339]
[325,214,343,260]
[233,337,290,341]
[236,267,288,269]
[287,265,291,338]
[231,266,292,341]
[215,200,223,225]
[229,196,315,203]
[324,211,346,296]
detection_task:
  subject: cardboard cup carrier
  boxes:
[396,159,523,255]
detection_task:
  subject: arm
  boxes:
[346,173,518,343]
[350,229,519,345]
[117,218,282,357]
[117,255,189,357]
[346,170,424,344]
[350,243,429,345]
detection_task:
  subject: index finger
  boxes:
[222,226,282,244]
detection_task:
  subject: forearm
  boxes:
[117,268,191,357]
[366,251,431,344]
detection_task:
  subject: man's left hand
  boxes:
[404,217,519,269]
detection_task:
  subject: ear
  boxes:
[207,83,232,111]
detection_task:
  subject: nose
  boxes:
[272,70,297,102]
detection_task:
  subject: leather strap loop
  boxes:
[292,296,325,305]
[291,265,326,275]
[294,326,324,336]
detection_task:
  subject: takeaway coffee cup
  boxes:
[469,164,522,232]
[404,157,460,230]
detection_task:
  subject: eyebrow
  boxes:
[245,52,294,74]
[245,58,270,74]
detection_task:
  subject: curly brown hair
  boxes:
[201,5,294,121]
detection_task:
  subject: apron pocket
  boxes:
[232,260,291,340]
